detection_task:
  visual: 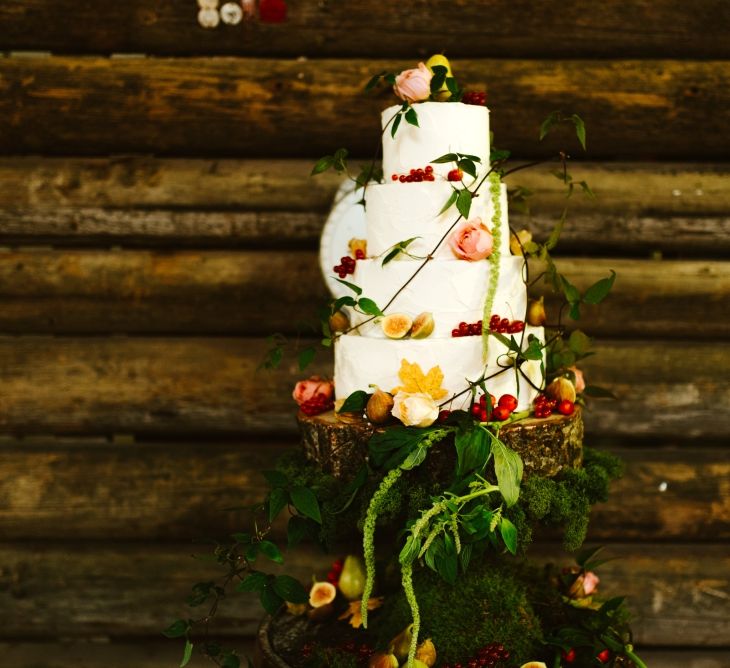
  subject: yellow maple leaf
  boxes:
[338,597,384,628]
[391,359,448,400]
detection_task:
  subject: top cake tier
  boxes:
[381,102,490,179]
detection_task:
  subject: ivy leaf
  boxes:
[334,277,362,295]
[404,107,419,128]
[439,189,459,215]
[365,71,386,92]
[338,390,370,413]
[180,640,194,668]
[457,158,477,179]
[583,385,617,399]
[431,152,459,164]
[456,189,473,218]
[311,155,334,176]
[571,114,587,150]
[272,575,308,603]
[568,330,592,356]
[583,270,616,305]
[357,297,384,317]
[268,487,288,523]
[454,426,491,476]
[429,65,448,93]
[499,516,518,555]
[163,619,190,639]
[297,346,316,371]
[333,295,357,311]
[559,274,581,305]
[490,436,523,507]
[259,540,284,564]
[539,111,561,141]
[391,112,402,138]
[260,582,284,615]
[290,486,322,523]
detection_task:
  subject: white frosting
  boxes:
[381,102,490,179]
[365,181,510,259]
[334,326,545,412]
[349,256,527,338]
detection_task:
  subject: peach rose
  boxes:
[392,392,438,428]
[448,217,494,261]
[567,570,600,599]
[292,376,334,406]
[393,63,432,104]
[568,365,586,393]
[583,571,600,596]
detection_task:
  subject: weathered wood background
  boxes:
[0,2,728,666]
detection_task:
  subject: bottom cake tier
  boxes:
[334,326,545,412]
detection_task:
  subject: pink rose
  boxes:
[567,569,600,599]
[568,366,586,393]
[393,63,432,104]
[583,571,600,596]
[448,217,494,261]
[292,376,334,406]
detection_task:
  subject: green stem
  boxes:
[624,647,648,668]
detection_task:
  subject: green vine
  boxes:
[482,170,503,359]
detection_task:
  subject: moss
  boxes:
[371,556,543,664]
[303,646,360,668]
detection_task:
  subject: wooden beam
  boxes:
[0,542,726,647]
[1,1,728,58]
[0,442,726,541]
[0,252,725,337]
[1,58,729,158]
[0,338,726,438]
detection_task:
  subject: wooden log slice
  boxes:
[297,408,583,479]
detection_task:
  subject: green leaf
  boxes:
[431,152,459,164]
[365,71,386,92]
[571,114,587,150]
[338,389,370,413]
[404,107,419,128]
[334,277,362,295]
[579,180,595,198]
[457,158,477,179]
[263,470,288,487]
[454,426,491,476]
[559,274,581,304]
[456,188,473,218]
[435,534,458,584]
[268,487,288,523]
[583,385,617,399]
[162,619,189,639]
[272,575,308,603]
[357,297,384,317]
[180,640,194,668]
[461,153,482,163]
[237,571,267,593]
[490,148,511,163]
[310,155,334,176]
[546,211,566,250]
[568,330,592,356]
[186,581,214,607]
[333,295,357,312]
[332,148,349,172]
[260,583,284,615]
[583,270,616,305]
[287,515,311,548]
[391,112,402,138]
[569,301,581,320]
[490,436,523,507]
[259,540,284,564]
[382,237,420,266]
[399,534,422,564]
[368,426,432,468]
[539,111,561,141]
[429,65,448,93]
[221,653,241,668]
[499,516,518,555]
[445,77,462,99]
[290,486,322,524]
[297,346,316,371]
[459,543,472,572]
[439,189,459,215]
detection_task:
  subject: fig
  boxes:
[381,313,413,339]
[410,312,435,339]
[308,581,337,608]
[366,389,394,425]
[415,638,437,667]
[329,310,350,333]
[390,624,413,660]
[545,377,576,403]
[337,555,367,601]
[526,297,547,326]
[519,663,548,668]
[510,229,533,256]
[368,652,399,668]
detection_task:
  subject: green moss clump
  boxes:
[303,646,360,668]
[371,557,543,664]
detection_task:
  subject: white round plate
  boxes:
[319,180,367,298]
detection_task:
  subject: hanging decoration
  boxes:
[196,0,288,29]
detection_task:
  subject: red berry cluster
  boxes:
[338,640,374,662]
[489,314,525,334]
[332,250,365,278]
[442,641,510,668]
[300,393,334,416]
[462,90,488,106]
[391,165,435,182]
[452,320,483,337]
[447,168,463,182]
[326,557,343,585]
[533,394,575,418]
[470,393,517,422]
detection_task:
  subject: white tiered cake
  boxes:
[334,101,545,412]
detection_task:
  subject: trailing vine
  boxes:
[482,170,504,360]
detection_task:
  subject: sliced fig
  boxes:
[410,312,435,339]
[381,313,413,339]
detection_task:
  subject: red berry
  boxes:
[399,175,407,183]
[392,174,398,181]
[355,249,365,260]
[558,399,575,415]
[452,328,461,337]
[425,173,435,181]
[498,394,518,412]
[425,165,434,173]
[406,175,414,182]
[447,168,463,182]
[597,649,611,663]
[492,406,510,421]
[479,408,488,422]
[489,314,501,329]
[409,169,416,176]
[438,410,451,423]
[414,174,423,182]
[561,648,576,663]
[471,403,482,418]
[499,318,510,332]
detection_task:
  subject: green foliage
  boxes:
[304,646,360,668]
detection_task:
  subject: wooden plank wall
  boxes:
[0,2,729,666]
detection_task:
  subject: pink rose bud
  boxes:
[393,62,433,104]
[568,365,586,393]
[292,376,334,406]
[448,217,494,261]
[582,571,600,596]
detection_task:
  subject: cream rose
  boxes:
[292,376,334,406]
[448,217,494,261]
[393,63,432,104]
[392,392,439,428]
